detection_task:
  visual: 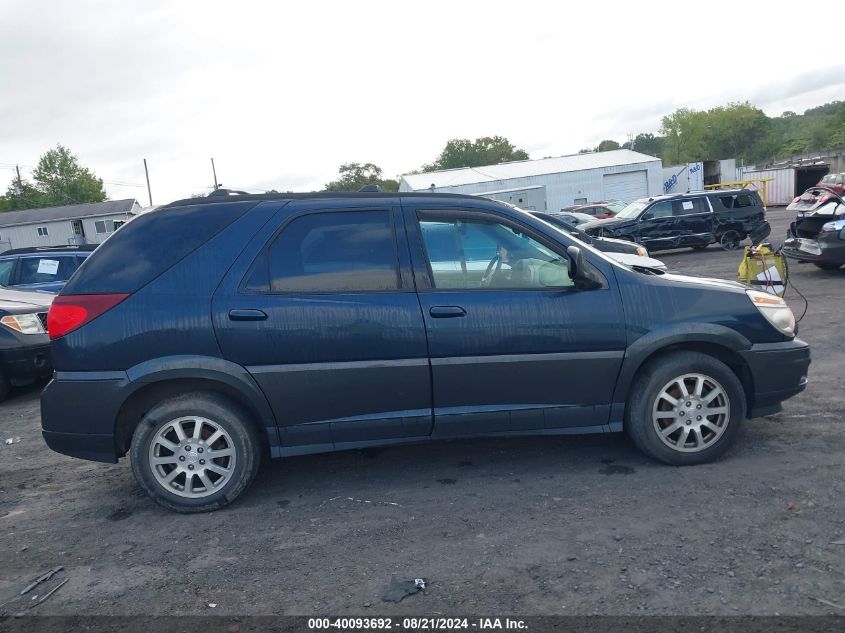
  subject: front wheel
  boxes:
[626,351,746,465]
[130,392,261,512]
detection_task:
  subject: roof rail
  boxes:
[208,188,250,197]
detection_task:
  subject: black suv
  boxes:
[580,190,767,251]
[41,192,808,512]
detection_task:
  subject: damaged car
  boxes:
[783,188,845,270]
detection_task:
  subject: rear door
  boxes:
[673,196,713,246]
[212,200,432,452]
[404,201,626,437]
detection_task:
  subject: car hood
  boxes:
[657,271,748,292]
[0,286,54,312]
[580,217,633,232]
[608,252,666,269]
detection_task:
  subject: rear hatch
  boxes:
[790,196,845,239]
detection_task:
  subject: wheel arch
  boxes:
[615,326,755,418]
[115,357,277,457]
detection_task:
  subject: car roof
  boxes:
[161,190,507,209]
[638,189,757,204]
[0,244,98,256]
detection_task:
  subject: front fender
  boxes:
[612,324,752,405]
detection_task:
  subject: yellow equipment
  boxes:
[738,244,787,297]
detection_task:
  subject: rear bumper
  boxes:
[0,343,52,386]
[40,372,129,463]
[739,339,810,417]
[782,236,845,264]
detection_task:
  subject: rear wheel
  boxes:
[718,230,742,251]
[626,351,746,465]
[130,392,261,512]
[813,262,842,270]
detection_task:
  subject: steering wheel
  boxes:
[479,254,502,288]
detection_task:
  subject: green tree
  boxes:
[623,133,665,157]
[0,145,107,211]
[30,144,107,207]
[422,136,529,172]
[596,139,621,152]
[324,163,399,192]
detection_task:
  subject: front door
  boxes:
[637,200,678,250]
[405,204,627,437]
[212,203,432,451]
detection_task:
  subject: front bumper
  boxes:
[739,338,810,417]
[782,235,845,265]
[0,343,52,386]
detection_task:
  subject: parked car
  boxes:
[551,211,595,226]
[42,192,809,512]
[817,172,845,197]
[0,245,97,293]
[783,188,845,270]
[532,212,667,270]
[580,190,767,252]
[0,286,53,401]
[561,200,627,220]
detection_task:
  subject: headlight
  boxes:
[746,290,795,337]
[0,313,46,335]
[636,246,649,257]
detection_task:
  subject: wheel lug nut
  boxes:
[679,411,685,416]
[199,459,205,465]
[185,446,191,451]
[197,447,203,453]
[188,464,194,470]
[686,421,691,425]
[696,404,702,409]
[686,402,691,407]
[697,416,702,421]
[179,456,185,462]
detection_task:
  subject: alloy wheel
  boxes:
[148,416,237,498]
[652,373,730,453]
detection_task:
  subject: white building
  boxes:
[0,199,140,253]
[399,149,663,211]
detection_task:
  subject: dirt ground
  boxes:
[1,206,843,617]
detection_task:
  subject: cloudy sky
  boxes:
[1,0,842,205]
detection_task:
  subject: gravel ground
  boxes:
[1,206,843,617]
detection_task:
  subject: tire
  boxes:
[130,392,261,513]
[718,230,742,251]
[625,351,746,466]
[813,262,842,271]
[692,245,708,251]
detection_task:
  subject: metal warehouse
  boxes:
[399,149,663,211]
[0,198,140,252]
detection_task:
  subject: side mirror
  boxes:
[641,212,653,221]
[566,245,603,290]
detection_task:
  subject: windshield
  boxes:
[606,201,628,213]
[821,174,843,185]
[614,200,649,219]
[813,201,845,216]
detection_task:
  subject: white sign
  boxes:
[37,259,59,275]
[682,201,694,210]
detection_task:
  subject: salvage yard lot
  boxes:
[1,207,843,616]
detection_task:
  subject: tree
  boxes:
[596,139,621,152]
[324,163,399,192]
[422,136,529,172]
[622,133,665,158]
[0,144,107,211]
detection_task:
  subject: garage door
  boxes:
[602,170,648,202]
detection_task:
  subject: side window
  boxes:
[419,218,573,290]
[646,201,673,218]
[673,198,709,215]
[266,211,399,293]
[718,196,735,209]
[0,260,13,286]
[734,194,754,208]
[17,256,79,285]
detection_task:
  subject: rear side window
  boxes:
[718,194,757,209]
[673,198,709,215]
[62,202,255,295]
[17,256,80,284]
[264,211,399,293]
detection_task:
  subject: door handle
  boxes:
[429,305,466,318]
[228,309,268,321]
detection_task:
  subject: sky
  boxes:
[1,0,842,205]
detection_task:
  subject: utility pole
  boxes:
[211,158,219,191]
[15,165,21,182]
[143,159,153,207]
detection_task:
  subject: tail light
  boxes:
[47,294,129,340]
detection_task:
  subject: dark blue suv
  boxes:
[41,193,810,512]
